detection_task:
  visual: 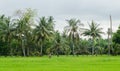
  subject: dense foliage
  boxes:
[0,9,120,56]
[112,26,120,55]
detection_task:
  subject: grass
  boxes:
[0,55,120,71]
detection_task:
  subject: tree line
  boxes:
[0,9,120,57]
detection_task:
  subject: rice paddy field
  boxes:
[0,55,120,71]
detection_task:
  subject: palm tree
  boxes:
[107,28,111,55]
[64,18,84,55]
[15,9,35,56]
[83,21,104,55]
[0,15,17,55]
[34,16,54,56]
[52,31,61,57]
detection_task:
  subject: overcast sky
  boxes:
[0,0,120,38]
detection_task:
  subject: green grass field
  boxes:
[0,56,120,71]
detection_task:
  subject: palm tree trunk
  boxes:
[9,43,13,56]
[92,38,95,55]
[108,30,110,55]
[92,46,94,55]
[22,39,26,56]
[27,47,29,56]
[73,43,75,56]
[40,43,43,56]
[72,33,75,56]
[56,46,59,57]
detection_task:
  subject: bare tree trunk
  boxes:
[109,15,112,55]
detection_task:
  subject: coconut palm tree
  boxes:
[83,21,104,55]
[107,28,111,55]
[64,18,84,55]
[0,15,17,55]
[33,16,54,56]
[15,9,35,56]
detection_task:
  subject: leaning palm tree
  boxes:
[0,15,17,55]
[83,21,104,55]
[64,18,84,55]
[33,16,54,56]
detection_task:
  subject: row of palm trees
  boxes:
[64,19,104,55]
[0,9,106,56]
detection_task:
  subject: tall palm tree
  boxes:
[107,28,111,55]
[34,16,54,56]
[64,18,84,55]
[83,21,104,55]
[15,9,35,56]
[0,15,17,55]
